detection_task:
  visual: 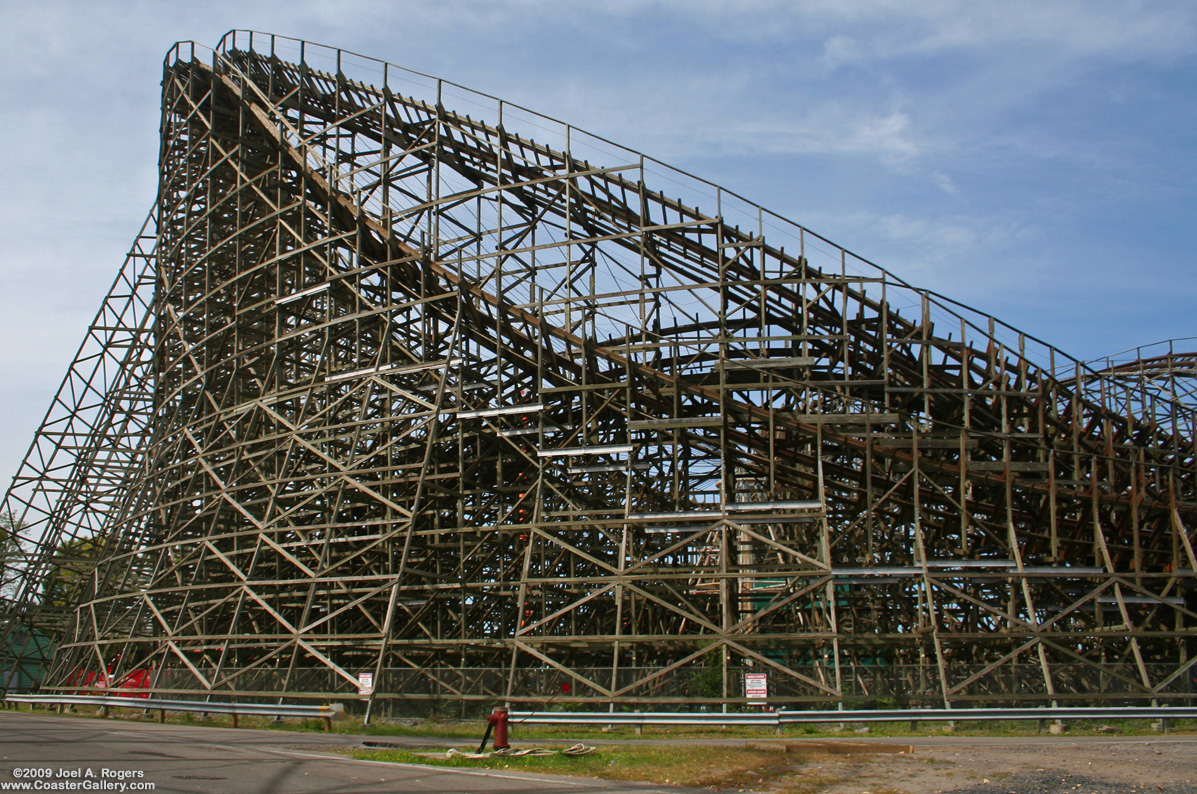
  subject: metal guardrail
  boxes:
[511,707,1197,730]
[513,710,777,726]
[776,707,1197,724]
[5,694,342,730]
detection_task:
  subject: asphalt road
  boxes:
[5,710,1197,794]
[0,711,672,794]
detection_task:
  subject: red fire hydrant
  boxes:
[485,706,510,751]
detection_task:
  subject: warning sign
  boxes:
[358,671,374,696]
[745,672,768,699]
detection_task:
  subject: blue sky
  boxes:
[1,0,1194,488]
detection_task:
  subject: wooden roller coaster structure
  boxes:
[1,32,1195,714]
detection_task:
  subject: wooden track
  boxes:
[1,32,1195,715]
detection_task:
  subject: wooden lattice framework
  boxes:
[2,32,1196,712]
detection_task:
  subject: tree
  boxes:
[42,535,102,609]
[696,643,725,700]
[0,511,26,601]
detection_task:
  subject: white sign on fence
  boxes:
[358,671,374,696]
[745,672,768,699]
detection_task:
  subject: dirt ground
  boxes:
[753,736,1197,794]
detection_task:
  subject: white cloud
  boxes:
[792,208,1044,304]
[716,109,923,166]
[822,34,865,68]
[843,111,919,162]
[662,0,1197,61]
[520,70,928,170]
[931,171,959,196]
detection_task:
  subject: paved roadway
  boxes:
[0,711,675,794]
[5,710,1197,794]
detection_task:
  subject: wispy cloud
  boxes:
[0,0,1193,485]
[930,171,958,196]
[645,0,1197,61]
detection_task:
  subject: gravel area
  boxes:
[940,771,1197,794]
[756,736,1197,794]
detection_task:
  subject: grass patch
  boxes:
[347,744,821,790]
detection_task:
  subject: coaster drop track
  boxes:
[1,32,1195,713]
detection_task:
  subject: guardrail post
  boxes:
[159,709,166,723]
[231,712,239,729]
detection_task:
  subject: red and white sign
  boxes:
[745,672,768,699]
[358,671,374,696]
